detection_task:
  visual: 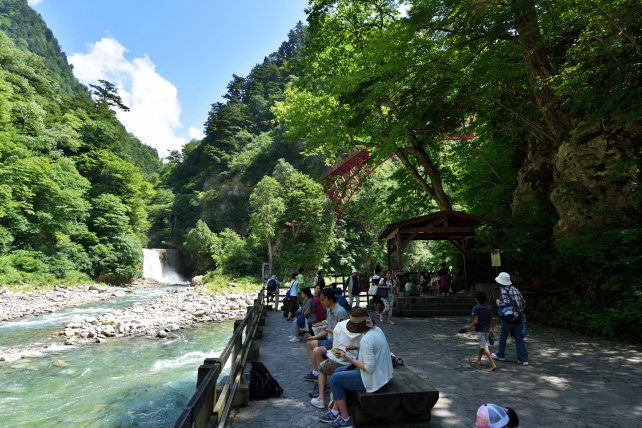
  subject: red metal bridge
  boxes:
[321,119,475,219]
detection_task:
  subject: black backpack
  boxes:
[249,360,283,399]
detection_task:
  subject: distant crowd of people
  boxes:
[264,267,526,428]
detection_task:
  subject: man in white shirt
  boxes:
[303,288,349,382]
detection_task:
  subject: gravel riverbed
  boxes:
[0,281,259,362]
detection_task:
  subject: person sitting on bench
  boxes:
[318,308,393,428]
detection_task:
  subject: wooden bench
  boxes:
[346,365,439,426]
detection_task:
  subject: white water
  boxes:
[142,249,185,283]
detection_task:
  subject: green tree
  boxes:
[183,219,221,273]
[249,176,285,268]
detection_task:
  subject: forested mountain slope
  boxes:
[0,8,160,284]
[0,0,85,95]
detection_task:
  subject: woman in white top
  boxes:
[378,269,396,325]
[319,308,393,428]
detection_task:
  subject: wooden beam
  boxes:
[448,239,466,255]
[385,227,399,241]
[400,232,418,250]
[401,226,476,234]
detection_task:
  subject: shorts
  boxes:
[288,296,298,312]
[372,295,382,304]
[320,339,332,348]
[477,332,490,349]
[319,358,346,376]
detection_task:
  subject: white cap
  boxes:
[352,269,358,273]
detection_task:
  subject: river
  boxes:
[0,284,233,428]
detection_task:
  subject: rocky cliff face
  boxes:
[513,119,640,239]
[551,120,640,238]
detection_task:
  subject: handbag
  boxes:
[367,284,378,296]
[498,287,516,321]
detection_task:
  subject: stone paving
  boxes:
[228,307,642,427]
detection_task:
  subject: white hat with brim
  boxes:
[352,269,358,273]
[495,272,512,286]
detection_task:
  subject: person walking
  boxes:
[492,272,529,365]
[371,267,382,315]
[344,269,361,308]
[378,269,396,325]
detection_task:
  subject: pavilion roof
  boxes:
[374,210,496,243]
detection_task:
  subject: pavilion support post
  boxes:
[463,251,468,291]
[386,239,391,270]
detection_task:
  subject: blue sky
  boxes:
[28,0,309,157]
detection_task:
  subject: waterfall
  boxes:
[143,249,164,282]
[142,249,186,283]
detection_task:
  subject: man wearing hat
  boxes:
[492,272,529,366]
[343,269,361,308]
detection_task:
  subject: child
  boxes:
[459,290,496,371]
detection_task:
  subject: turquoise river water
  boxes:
[0,285,233,428]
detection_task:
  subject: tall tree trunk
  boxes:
[511,0,570,139]
[267,238,273,270]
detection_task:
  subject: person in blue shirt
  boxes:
[459,290,497,371]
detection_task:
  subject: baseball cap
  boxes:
[476,403,509,428]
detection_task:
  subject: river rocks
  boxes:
[0,284,145,322]
[1,284,258,355]
[190,275,204,287]
[51,289,256,345]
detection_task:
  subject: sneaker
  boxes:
[374,311,379,315]
[519,361,529,366]
[311,395,325,408]
[309,383,319,397]
[287,318,294,322]
[329,416,353,428]
[491,353,506,361]
[319,409,339,423]
[379,315,383,322]
[289,336,300,343]
[303,372,318,382]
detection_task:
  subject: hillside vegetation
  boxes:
[1,0,640,339]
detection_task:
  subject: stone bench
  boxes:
[347,365,439,426]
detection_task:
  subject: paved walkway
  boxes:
[229,309,642,427]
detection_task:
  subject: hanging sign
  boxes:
[491,250,501,267]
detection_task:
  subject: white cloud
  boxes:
[27,0,43,5]
[69,37,186,157]
[188,127,205,141]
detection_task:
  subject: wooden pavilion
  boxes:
[374,210,497,288]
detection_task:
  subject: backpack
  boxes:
[266,278,277,291]
[317,275,325,288]
[498,287,518,321]
[249,360,283,399]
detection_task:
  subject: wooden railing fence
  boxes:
[172,288,266,428]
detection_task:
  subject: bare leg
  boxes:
[306,340,319,366]
[312,347,326,371]
[336,399,349,419]
[483,347,497,371]
[318,372,327,396]
[473,348,483,365]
